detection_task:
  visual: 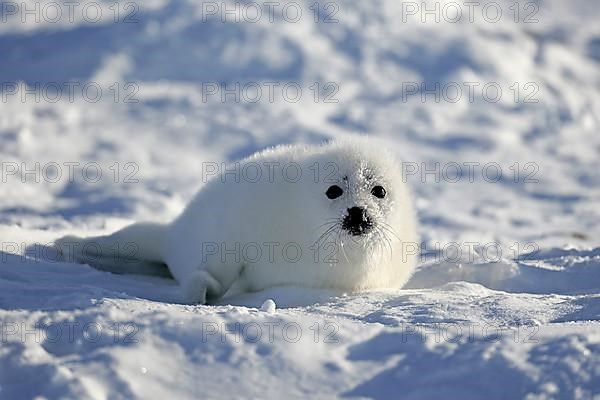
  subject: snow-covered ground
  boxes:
[1,0,599,398]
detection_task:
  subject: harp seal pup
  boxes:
[57,137,418,304]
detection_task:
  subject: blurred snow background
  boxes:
[0,0,599,398]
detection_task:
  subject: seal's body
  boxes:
[58,137,418,304]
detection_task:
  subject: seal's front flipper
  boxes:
[181,270,223,304]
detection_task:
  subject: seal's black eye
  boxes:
[326,185,343,199]
[371,186,386,199]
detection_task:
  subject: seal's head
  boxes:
[323,166,389,238]
[229,135,418,292]
[307,137,415,270]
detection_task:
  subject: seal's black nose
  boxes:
[342,207,373,236]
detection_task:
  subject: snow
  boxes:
[1,0,600,398]
[260,299,277,314]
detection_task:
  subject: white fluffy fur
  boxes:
[57,137,418,304]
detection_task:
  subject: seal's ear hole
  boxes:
[371,186,386,199]
[326,185,344,199]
